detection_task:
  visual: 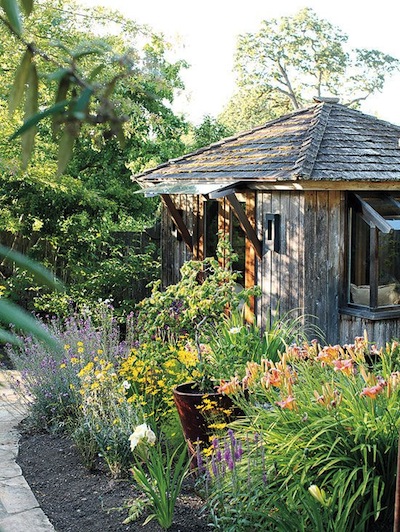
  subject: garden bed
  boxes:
[16,423,208,532]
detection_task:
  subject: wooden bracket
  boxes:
[161,194,193,252]
[226,193,262,258]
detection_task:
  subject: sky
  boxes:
[80,0,400,126]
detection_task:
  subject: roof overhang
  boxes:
[133,182,238,198]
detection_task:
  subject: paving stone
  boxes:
[0,476,39,513]
[0,461,22,480]
[0,371,55,532]
[0,507,55,532]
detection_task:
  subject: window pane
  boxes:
[378,232,400,305]
[349,204,400,307]
[356,193,400,231]
[231,210,246,283]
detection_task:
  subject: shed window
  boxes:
[347,192,400,317]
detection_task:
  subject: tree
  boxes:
[1,0,189,172]
[185,115,234,151]
[221,8,400,131]
[0,0,190,317]
[219,87,292,133]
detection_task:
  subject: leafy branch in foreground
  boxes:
[0,244,63,348]
[1,0,172,173]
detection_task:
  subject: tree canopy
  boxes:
[1,0,189,172]
[220,8,400,132]
[0,0,191,316]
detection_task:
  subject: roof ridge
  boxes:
[293,102,334,178]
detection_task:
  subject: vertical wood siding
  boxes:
[161,191,400,346]
[339,315,400,346]
[161,196,193,286]
[257,191,306,330]
[257,190,344,343]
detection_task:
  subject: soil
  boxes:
[16,424,209,532]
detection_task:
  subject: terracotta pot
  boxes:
[173,382,244,465]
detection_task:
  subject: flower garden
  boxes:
[5,244,400,531]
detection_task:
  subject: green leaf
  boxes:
[71,87,93,120]
[88,64,105,82]
[52,75,71,136]
[8,48,32,114]
[72,48,103,60]
[0,328,23,346]
[0,244,64,292]
[0,299,61,350]
[21,62,38,168]
[1,0,22,35]
[19,0,32,16]
[47,68,72,82]
[9,100,68,140]
[57,125,79,175]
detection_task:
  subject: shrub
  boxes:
[6,304,129,430]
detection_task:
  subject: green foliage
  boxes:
[0,244,63,347]
[1,0,189,171]
[0,0,190,316]
[186,115,234,150]
[199,337,400,530]
[136,238,258,344]
[221,7,400,128]
[130,430,190,530]
[218,86,293,133]
[205,307,315,381]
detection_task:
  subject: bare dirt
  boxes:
[16,425,209,532]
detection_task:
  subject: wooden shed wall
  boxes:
[160,190,400,346]
[161,195,194,287]
[256,190,345,343]
[339,315,400,346]
[256,190,305,327]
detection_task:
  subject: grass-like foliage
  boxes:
[199,335,400,531]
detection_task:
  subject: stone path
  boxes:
[0,370,55,532]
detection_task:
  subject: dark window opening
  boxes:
[230,209,246,283]
[204,200,218,258]
[204,199,246,283]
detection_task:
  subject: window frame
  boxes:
[341,192,400,320]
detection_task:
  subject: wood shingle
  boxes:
[134,101,400,187]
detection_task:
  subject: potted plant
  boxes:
[135,237,259,460]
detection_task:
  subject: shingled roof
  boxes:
[134,101,400,188]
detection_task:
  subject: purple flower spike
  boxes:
[234,441,243,461]
[211,455,218,477]
[224,448,232,464]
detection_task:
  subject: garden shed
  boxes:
[134,97,400,345]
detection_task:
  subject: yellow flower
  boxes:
[70,357,79,364]
[208,422,227,430]
[97,349,103,355]
[64,344,71,350]
[77,341,84,346]
[77,347,84,354]
[59,363,66,369]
